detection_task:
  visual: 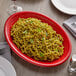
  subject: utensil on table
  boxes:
[63,16,76,38]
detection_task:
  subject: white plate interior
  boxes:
[0,56,16,76]
[51,0,76,15]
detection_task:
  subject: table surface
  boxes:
[0,0,76,76]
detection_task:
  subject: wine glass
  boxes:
[68,54,76,75]
[7,0,23,15]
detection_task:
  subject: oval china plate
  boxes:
[0,56,16,76]
[51,0,76,15]
[4,11,72,67]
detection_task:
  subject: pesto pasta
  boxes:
[11,18,64,61]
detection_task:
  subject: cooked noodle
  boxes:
[11,18,64,61]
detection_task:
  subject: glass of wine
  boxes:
[7,0,23,15]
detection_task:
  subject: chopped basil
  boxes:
[55,49,58,52]
[30,21,33,24]
[30,39,34,43]
[25,20,28,23]
[23,30,28,34]
[37,28,41,32]
[42,37,45,41]
[40,52,44,57]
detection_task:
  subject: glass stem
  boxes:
[12,0,17,10]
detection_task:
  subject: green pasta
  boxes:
[11,18,64,61]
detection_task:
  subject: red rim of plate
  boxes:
[4,11,72,67]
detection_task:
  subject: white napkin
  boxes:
[63,16,76,38]
[0,42,11,62]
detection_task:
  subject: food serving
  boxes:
[11,18,64,61]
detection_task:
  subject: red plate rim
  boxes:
[4,11,72,67]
